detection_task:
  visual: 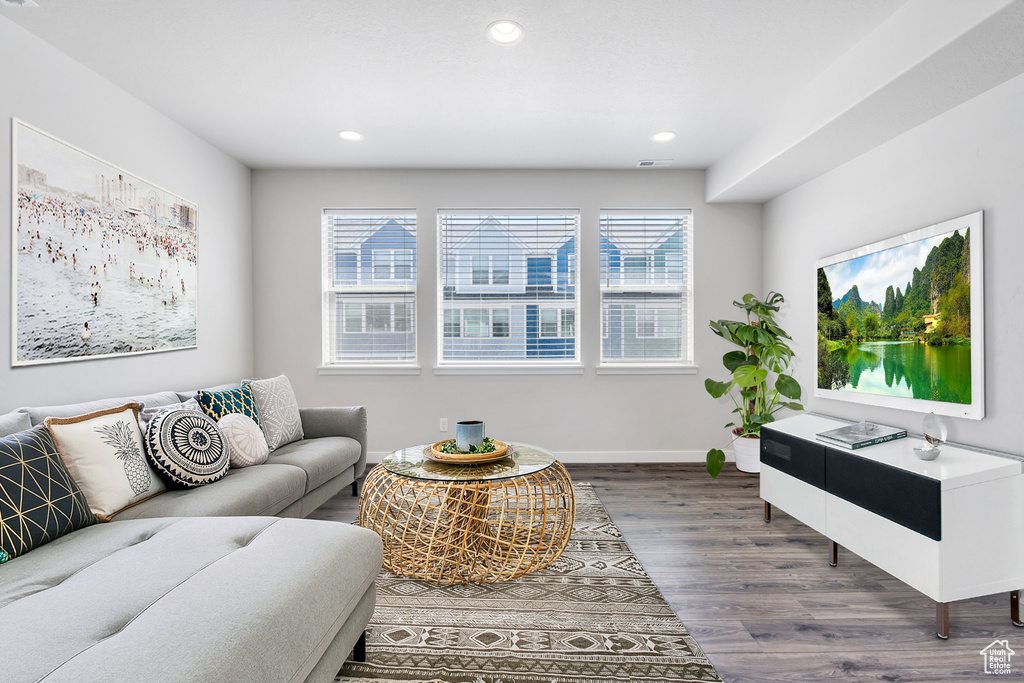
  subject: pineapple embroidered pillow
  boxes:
[45,403,165,521]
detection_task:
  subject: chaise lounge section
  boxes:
[0,383,381,683]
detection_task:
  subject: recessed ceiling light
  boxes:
[651,131,676,143]
[487,20,524,46]
[338,130,364,142]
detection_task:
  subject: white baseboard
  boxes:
[366,450,734,464]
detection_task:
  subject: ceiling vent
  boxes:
[636,159,672,168]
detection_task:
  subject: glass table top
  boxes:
[381,443,555,482]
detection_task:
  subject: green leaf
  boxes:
[706,449,726,479]
[704,378,734,399]
[733,364,767,388]
[775,374,802,400]
[734,325,759,344]
[724,422,735,428]
[709,320,745,346]
[755,328,775,347]
[722,350,748,372]
[784,402,804,411]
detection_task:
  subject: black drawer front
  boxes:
[760,428,825,489]
[825,447,941,541]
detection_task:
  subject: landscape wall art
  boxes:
[815,211,984,420]
[12,119,197,366]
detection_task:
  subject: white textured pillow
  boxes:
[242,375,303,450]
[219,413,269,468]
[45,403,165,521]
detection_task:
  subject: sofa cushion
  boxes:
[219,413,269,468]
[0,516,383,683]
[45,404,166,522]
[144,409,229,488]
[0,411,31,438]
[242,375,304,450]
[18,391,183,427]
[109,463,306,520]
[0,425,95,560]
[196,385,263,429]
[269,437,360,493]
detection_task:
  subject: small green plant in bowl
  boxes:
[438,437,499,455]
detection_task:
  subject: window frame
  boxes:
[436,209,582,372]
[598,209,695,370]
[320,210,419,373]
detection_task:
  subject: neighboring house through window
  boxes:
[322,211,417,365]
[600,210,693,365]
[438,211,579,364]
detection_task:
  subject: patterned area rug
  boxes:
[337,483,722,683]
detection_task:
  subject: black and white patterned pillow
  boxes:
[144,409,228,488]
[242,375,303,451]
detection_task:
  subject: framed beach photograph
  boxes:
[11,119,197,366]
[814,211,984,420]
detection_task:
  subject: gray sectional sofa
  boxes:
[0,385,382,683]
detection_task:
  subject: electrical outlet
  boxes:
[440,418,449,432]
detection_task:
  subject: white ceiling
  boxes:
[3,0,1023,201]
[0,1,902,168]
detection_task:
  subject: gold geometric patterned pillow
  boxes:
[0,425,95,562]
[195,386,263,430]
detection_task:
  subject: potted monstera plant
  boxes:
[705,292,803,478]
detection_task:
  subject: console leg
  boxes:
[936,602,949,639]
[829,540,838,567]
[1013,590,1024,627]
[352,630,366,662]
[351,480,359,497]
[764,501,772,522]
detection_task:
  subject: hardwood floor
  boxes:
[310,463,1023,681]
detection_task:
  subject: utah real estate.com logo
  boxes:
[980,639,1015,675]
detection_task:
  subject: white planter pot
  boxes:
[732,430,761,473]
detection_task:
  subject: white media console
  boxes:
[760,413,1024,638]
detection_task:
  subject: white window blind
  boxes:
[600,210,692,364]
[322,211,416,364]
[438,211,579,364]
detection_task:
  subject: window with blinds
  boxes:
[322,211,416,364]
[600,210,693,364]
[438,211,579,364]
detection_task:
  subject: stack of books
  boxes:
[816,421,907,449]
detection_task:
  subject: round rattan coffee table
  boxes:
[359,443,575,585]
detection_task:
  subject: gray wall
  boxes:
[763,72,1024,456]
[0,16,253,410]
[251,169,763,460]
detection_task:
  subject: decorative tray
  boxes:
[426,440,511,465]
